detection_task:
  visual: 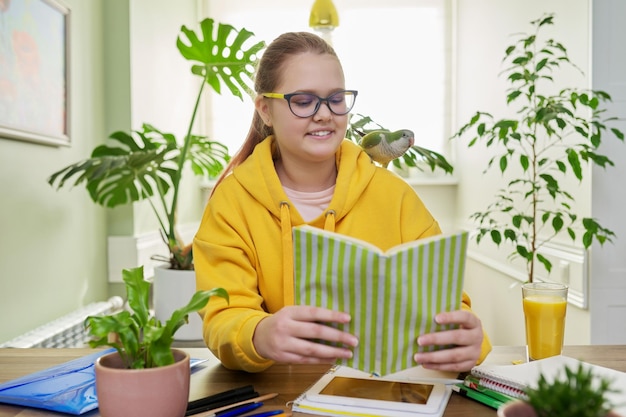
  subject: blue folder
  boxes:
[0,349,208,415]
[0,348,115,414]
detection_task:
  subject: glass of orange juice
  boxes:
[521,282,568,361]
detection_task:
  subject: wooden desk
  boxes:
[1,345,625,417]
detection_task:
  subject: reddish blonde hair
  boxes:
[212,32,341,192]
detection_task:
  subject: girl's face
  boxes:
[256,52,349,166]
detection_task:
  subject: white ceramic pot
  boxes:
[153,267,203,341]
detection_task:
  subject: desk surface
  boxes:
[1,345,625,417]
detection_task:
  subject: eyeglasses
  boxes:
[262,90,358,118]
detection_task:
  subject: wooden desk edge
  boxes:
[1,345,625,417]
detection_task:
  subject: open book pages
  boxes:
[470,355,626,415]
[293,226,469,376]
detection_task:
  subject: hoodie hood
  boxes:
[233,136,377,226]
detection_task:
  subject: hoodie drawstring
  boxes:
[324,210,336,232]
[280,201,295,305]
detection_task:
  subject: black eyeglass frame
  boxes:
[261,90,358,118]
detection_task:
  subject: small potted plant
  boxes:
[86,265,228,417]
[497,363,622,417]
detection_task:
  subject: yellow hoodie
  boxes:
[193,137,491,372]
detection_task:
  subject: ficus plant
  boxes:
[85,266,228,369]
[48,18,265,271]
[452,14,624,282]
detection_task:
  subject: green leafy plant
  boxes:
[451,14,624,282]
[525,363,620,417]
[85,266,228,369]
[347,113,454,174]
[48,18,265,270]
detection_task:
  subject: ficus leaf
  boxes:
[536,253,552,272]
[500,155,508,172]
[552,215,564,233]
[567,149,583,180]
[520,154,529,171]
[517,245,531,260]
[491,230,502,245]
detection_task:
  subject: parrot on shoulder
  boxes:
[358,129,415,168]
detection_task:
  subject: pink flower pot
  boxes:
[497,400,623,417]
[497,401,537,417]
[95,348,190,417]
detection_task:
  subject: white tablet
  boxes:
[304,373,448,414]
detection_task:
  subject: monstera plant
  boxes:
[49,19,265,271]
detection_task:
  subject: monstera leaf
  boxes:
[48,124,228,209]
[177,18,265,99]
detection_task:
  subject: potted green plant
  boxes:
[87,265,228,417]
[48,18,264,339]
[497,363,622,417]
[451,14,624,283]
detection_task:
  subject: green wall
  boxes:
[0,0,108,343]
[0,0,200,344]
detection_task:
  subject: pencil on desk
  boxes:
[186,385,258,415]
[217,402,263,417]
[245,411,285,417]
[188,393,279,417]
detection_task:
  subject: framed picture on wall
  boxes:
[0,0,71,147]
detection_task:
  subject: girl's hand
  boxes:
[253,305,359,364]
[413,309,484,372]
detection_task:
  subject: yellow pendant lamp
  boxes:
[309,0,339,42]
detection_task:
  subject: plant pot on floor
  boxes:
[153,267,203,341]
[95,348,190,417]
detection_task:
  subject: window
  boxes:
[203,0,450,158]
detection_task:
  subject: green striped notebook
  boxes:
[293,225,469,376]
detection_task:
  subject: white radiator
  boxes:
[0,297,124,348]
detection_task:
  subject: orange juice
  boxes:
[523,295,567,360]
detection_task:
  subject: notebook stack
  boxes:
[455,355,626,413]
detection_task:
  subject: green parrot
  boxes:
[358,129,415,168]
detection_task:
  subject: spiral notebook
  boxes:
[470,355,626,415]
